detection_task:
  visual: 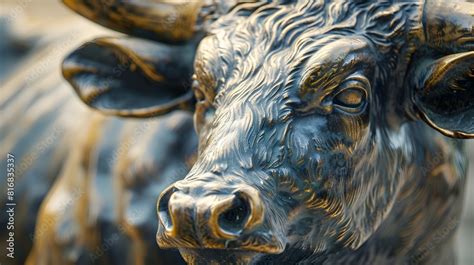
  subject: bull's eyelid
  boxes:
[332,75,370,113]
[193,67,215,92]
[334,74,370,94]
[296,74,369,116]
[191,76,207,103]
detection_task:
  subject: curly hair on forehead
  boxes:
[211,0,420,58]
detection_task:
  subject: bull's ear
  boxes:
[412,51,473,138]
[62,37,196,118]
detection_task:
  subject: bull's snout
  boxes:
[158,183,263,239]
[157,180,285,254]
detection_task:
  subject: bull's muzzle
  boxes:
[156,179,285,255]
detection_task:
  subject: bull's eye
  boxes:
[333,79,368,113]
[192,79,206,103]
[191,75,215,133]
[334,88,364,107]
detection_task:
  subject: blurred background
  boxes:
[0,0,472,264]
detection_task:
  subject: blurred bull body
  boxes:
[0,12,194,265]
[1,0,473,264]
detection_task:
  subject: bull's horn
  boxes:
[422,0,474,52]
[62,0,216,43]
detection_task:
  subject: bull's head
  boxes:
[62,0,473,264]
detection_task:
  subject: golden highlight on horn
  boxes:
[62,0,206,42]
[422,0,474,51]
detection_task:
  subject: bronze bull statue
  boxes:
[2,0,473,264]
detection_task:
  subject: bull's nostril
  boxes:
[217,195,250,235]
[158,186,176,232]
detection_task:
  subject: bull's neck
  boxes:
[362,125,466,263]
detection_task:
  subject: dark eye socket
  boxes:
[333,79,368,113]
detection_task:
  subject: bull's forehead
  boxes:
[196,34,374,106]
[195,0,420,100]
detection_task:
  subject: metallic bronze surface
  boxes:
[1,0,473,264]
